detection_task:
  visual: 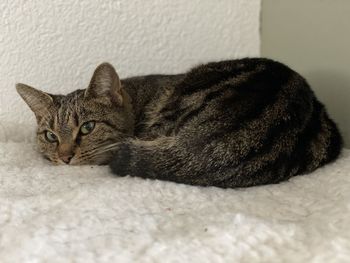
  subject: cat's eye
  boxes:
[45,131,58,143]
[80,121,95,135]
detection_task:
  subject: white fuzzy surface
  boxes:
[1,123,350,262]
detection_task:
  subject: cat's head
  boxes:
[16,63,134,165]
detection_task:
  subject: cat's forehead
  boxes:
[53,89,85,106]
[52,91,82,115]
[36,90,83,129]
[52,90,90,116]
[38,88,116,132]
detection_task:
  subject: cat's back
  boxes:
[159,58,343,183]
[122,74,185,94]
[132,58,317,136]
[177,58,302,96]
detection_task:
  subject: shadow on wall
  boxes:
[306,71,350,147]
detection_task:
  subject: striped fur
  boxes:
[17,58,343,188]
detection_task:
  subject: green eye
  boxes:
[45,131,58,143]
[80,121,95,135]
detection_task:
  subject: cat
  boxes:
[16,58,343,188]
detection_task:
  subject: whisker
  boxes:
[76,144,121,162]
[79,141,117,157]
[92,144,122,155]
[76,150,112,164]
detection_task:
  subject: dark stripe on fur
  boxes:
[180,59,259,96]
[323,115,343,164]
[284,99,324,175]
[173,60,294,133]
[242,99,323,186]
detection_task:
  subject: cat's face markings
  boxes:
[16,63,134,165]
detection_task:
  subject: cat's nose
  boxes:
[60,154,74,164]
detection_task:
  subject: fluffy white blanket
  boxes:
[1,122,349,263]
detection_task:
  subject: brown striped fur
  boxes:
[16,58,343,188]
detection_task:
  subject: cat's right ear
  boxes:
[84,63,123,106]
[16,83,54,120]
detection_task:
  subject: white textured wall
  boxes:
[0,0,260,127]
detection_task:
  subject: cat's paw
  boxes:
[109,143,132,177]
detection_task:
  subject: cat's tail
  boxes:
[108,137,237,187]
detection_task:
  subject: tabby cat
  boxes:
[16,58,342,188]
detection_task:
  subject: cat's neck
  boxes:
[121,74,184,129]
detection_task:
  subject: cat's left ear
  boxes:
[16,83,54,121]
[84,62,123,106]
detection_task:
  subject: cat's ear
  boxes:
[16,83,54,120]
[84,62,123,106]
